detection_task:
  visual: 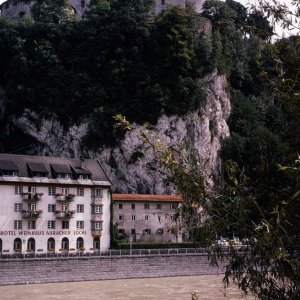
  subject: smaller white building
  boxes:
[113,194,183,243]
[0,154,111,255]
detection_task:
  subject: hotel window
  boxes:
[15,186,23,195]
[157,228,164,235]
[77,204,84,213]
[62,221,69,229]
[28,220,36,229]
[131,229,136,235]
[93,221,102,230]
[61,188,69,195]
[58,173,71,179]
[131,203,135,210]
[118,215,124,222]
[143,229,151,235]
[61,205,68,212]
[93,188,103,197]
[28,203,36,211]
[2,170,18,176]
[76,221,84,229]
[144,203,150,209]
[93,205,103,214]
[14,220,22,229]
[118,203,123,209]
[131,215,136,221]
[170,203,177,210]
[79,174,90,180]
[28,186,36,194]
[77,188,84,197]
[81,0,85,8]
[48,221,55,229]
[145,215,149,221]
[48,187,56,196]
[156,204,161,210]
[14,203,23,212]
[48,204,56,212]
[161,0,165,5]
[170,215,175,221]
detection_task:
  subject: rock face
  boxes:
[10,73,230,193]
[98,73,231,193]
[13,113,88,159]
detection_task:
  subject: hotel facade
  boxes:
[113,194,183,243]
[0,154,111,254]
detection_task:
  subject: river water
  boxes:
[0,275,255,300]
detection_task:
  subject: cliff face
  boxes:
[9,73,230,193]
[98,73,230,193]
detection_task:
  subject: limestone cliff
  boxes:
[9,72,230,193]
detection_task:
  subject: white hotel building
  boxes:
[0,154,111,254]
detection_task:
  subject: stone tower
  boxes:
[155,0,205,13]
[0,0,92,19]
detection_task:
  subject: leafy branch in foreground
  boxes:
[115,114,300,299]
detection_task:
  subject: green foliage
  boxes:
[0,1,211,148]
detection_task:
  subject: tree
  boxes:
[115,113,300,299]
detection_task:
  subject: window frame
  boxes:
[48,187,56,196]
[47,220,55,229]
[62,220,69,229]
[14,203,23,212]
[76,221,84,229]
[28,220,36,229]
[14,220,22,230]
[76,204,84,213]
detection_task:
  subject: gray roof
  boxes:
[72,167,92,176]
[27,162,49,173]
[51,163,72,174]
[0,159,18,171]
[0,154,110,182]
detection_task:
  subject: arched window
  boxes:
[27,238,35,251]
[61,237,69,250]
[76,237,84,250]
[93,237,100,250]
[0,238,2,252]
[14,238,22,251]
[47,238,55,251]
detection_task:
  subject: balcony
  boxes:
[55,210,75,219]
[91,214,103,221]
[55,193,75,202]
[22,210,42,219]
[91,229,102,237]
[22,192,43,201]
[91,197,102,205]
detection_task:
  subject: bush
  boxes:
[112,242,201,249]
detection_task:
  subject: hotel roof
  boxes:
[112,194,182,202]
[0,153,110,184]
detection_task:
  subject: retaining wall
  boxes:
[0,254,226,286]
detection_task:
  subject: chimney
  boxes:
[80,157,85,169]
